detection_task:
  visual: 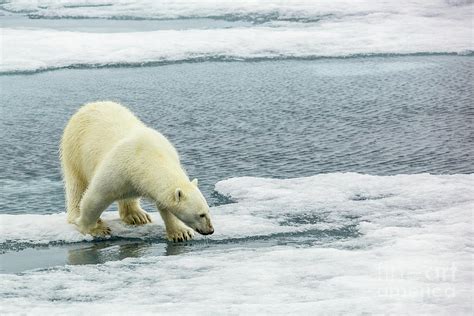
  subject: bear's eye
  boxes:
[199,214,205,218]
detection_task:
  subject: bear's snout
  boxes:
[202,229,214,235]
[196,226,214,235]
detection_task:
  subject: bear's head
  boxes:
[170,178,214,235]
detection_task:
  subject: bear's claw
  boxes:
[167,227,195,242]
[78,218,111,237]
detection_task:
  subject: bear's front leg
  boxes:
[76,188,113,237]
[159,209,194,242]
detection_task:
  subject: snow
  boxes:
[1,0,472,73]
[1,173,473,314]
[2,0,472,22]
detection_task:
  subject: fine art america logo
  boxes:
[377,263,457,299]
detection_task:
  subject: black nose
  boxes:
[195,228,214,235]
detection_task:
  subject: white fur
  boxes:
[60,101,214,241]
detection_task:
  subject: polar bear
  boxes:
[60,101,214,241]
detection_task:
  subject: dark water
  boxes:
[1,56,473,215]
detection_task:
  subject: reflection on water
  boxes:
[67,240,197,265]
[67,241,154,265]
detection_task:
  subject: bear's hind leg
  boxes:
[64,169,86,224]
[118,199,152,225]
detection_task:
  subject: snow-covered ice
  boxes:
[1,0,472,73]
[1,173,472,314]
[2,0,472,22]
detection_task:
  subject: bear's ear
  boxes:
[192,178,198,187]
[175,188,183,202]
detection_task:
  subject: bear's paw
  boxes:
[166,226,195,242]
[77,218,111,237]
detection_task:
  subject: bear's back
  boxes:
[62,101,146,181]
